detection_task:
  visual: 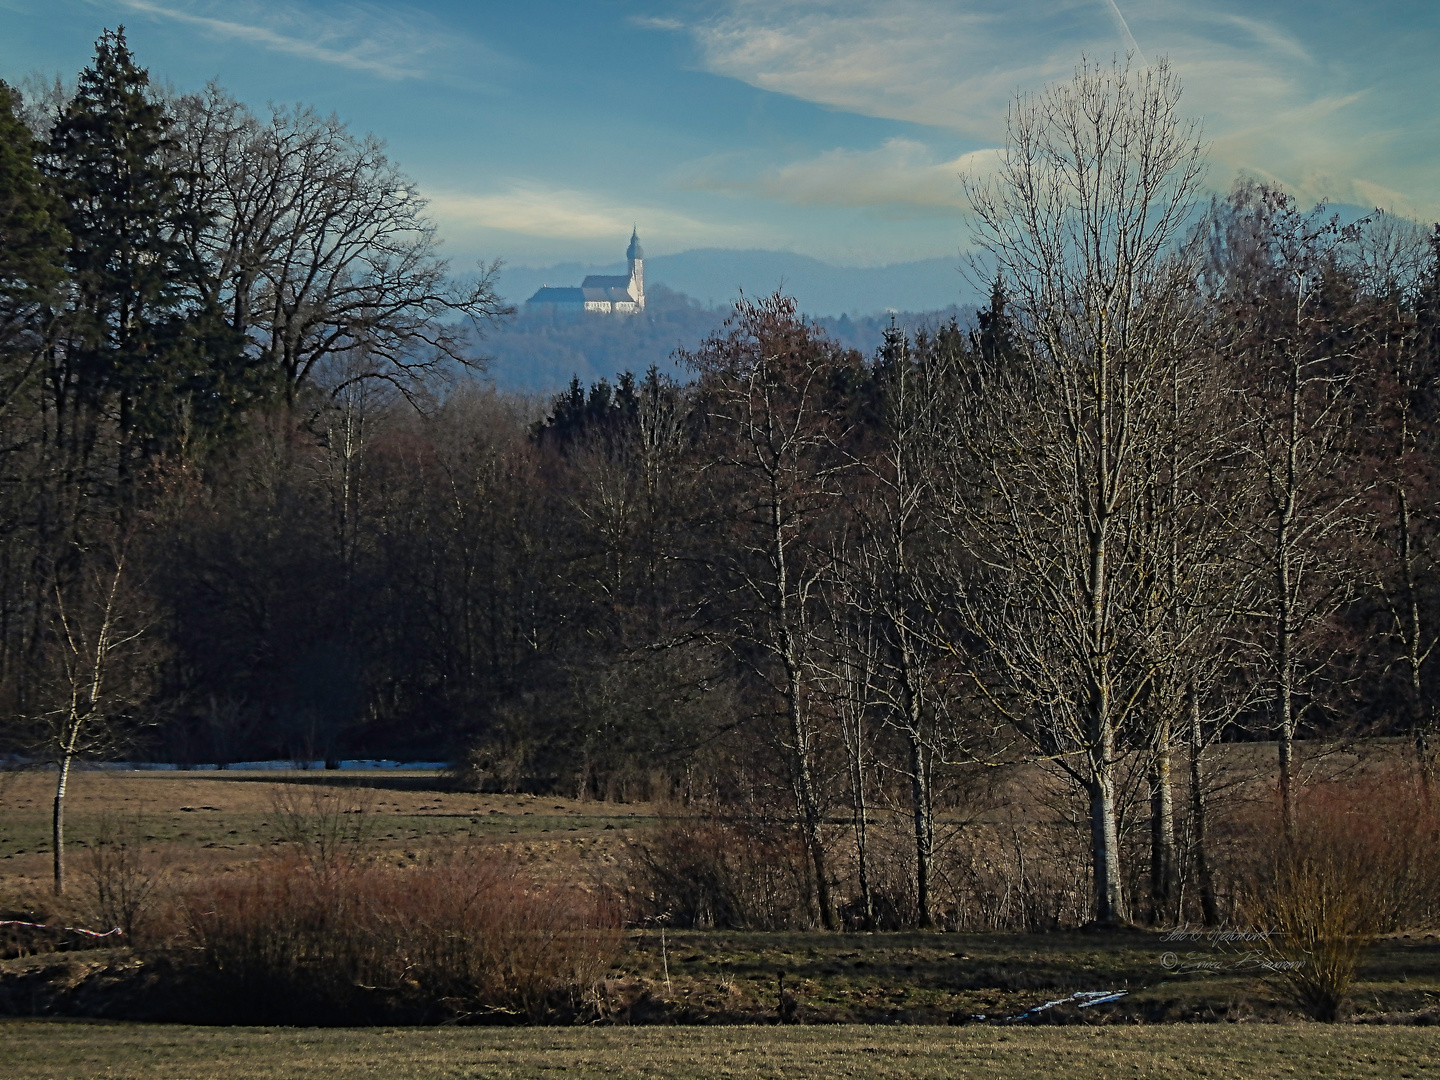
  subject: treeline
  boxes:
[4,42,1439,926]
[480,284,971,393]
[0,34,505,751]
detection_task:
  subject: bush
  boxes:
[1248,772,1440,1021]
[81,810,171,945]
[938,823,1093,932]
[626,813,814,929]
[267,782,378,872]
[182,850,620,1024]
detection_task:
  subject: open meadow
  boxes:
[3,766,1439,1036]
[0,767,641,894]
[3,1019,1440,1080]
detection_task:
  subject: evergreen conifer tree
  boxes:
[47,28,249,476]
[0,79,66,378]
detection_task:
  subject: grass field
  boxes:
[615,927,1440,1023]
[0,742,1360,898]
[4,765,1439,1039]
[0,768,644,896]
[3,1019,1439,1079]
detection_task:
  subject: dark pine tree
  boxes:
[46,28,251,483]
[0,79,67,368]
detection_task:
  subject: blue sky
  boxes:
[4,1,1438,273]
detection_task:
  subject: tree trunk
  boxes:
[1276,356,1300,839]
[838,638,875,931]
[1277,615,1295,838]
[1149,710,1177,924]
[1088,515,1125,924]
[1397,487,1435,796]
[897,632,934,929]
[52,751,73,896]
[849,744,875,931]
[909,729,933,929]
[770,453,834,931]
[1089,761,1125,925]
[1274,496,1296,836]
[1188,687,1219,926]
[782,637,834,931]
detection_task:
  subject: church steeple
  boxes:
[525,229,646,313]
[626,227,645,310]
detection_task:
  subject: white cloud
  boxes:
[681,139,1002,213]
[426,184,741,251]
[111,0,495,81]
[664,1,1440,219]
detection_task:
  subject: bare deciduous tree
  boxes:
[1348,214,1440,791]
[37,539,158,894]
[951,56,1206,924]
[170,88,511,404]
[1205,183,1370,833]
[687,294,860,930]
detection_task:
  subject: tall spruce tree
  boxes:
[0,79,66,392]
[47,28,248,481]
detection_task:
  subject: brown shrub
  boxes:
[267,782,378,873]
[625,813,815,929]
[937,823,1093,931]
[1247,771,1440,1021]
[182,850,620,1024]
[81,810,171,946]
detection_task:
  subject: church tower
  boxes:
[626,227,645,311]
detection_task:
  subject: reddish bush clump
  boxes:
[183,850,620,1024]
[1248,770,1440,1021]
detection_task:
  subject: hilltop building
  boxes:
[527,229,645,313]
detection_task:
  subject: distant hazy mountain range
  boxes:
[477,283,977,396]
[494,249,980,320]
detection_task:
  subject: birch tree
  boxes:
[38,540,157,894]
[953,56,1205,924]
[845,322,974,928]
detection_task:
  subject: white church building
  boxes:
[526,229,646,314]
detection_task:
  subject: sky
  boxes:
[3,0,1438,276]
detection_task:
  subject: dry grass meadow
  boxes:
[3,761,1440,1077]
[3,1018,1440,1080]
[0,767,643,895]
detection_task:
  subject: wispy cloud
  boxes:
[427,184,740,250]
[662,1,1440,218]
[629,15,684,32]
[681,139,1002,214]
[682,0,1092,141]
[112,0,494,81]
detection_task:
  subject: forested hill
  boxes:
[495,250,981,317]
[479,284,976,393]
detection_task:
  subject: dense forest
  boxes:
[4,35,1439,931]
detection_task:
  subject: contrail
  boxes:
[1104,0,1150,67]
